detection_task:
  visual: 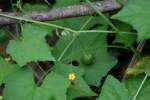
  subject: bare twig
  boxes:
[122,40,147,80]
[128,40,147,67]
[0,0,121,25]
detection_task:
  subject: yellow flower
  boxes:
[68,73,76,81]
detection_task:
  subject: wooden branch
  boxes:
[0,0,121,25]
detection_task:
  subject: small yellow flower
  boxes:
[68,73,76,81]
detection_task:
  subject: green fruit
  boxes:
[0,29,9,42]
[81,53,94,65]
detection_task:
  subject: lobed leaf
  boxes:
[112,0,150,40]
[7,24,55,66]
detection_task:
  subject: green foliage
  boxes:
[97,75,131,100]
[0,0,149,99]
[7,24,55,66]
[53,30,117,86]
[97,75,150,100]
[124,75,150,100]
[53,62,97,100]
[0,57,19,85]
[112,0,150,41]
[3,64,95,100]
[53,15,117,86]
[113,22,137,47]
[3,67,36,100]
[3,67,70,100]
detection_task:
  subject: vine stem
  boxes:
[85,0,119,32]
[0,13,76,33]
[78,30,136,35]
[57,16,93,61]
[37,16,94,83]
[0,13,136,36]
[107,45,131,51]
[133,74,148,100]
[85,0,137,53]
[57,37,76,61]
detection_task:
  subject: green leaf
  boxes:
[7,24,55,66]
[124,75,150,100]
[3,67,35,100]
[34,72,70,100]
[53,62,96,100]
[3,67,70,100]
[23,3,49,12]
[112,0,150,40]
[0,57,19,85]
[53,0,80,7]
[53,25,117,86]
[97,75,131,100]
[127,56,150,76]
[97,75,150,100]
[113,22,137,47]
